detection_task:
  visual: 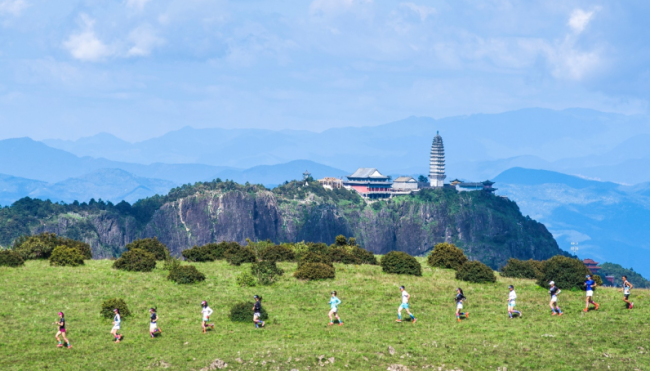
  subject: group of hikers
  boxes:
[53,274,635,348]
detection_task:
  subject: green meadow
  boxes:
[0,259,648,371]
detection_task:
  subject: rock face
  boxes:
[6,183,565,269]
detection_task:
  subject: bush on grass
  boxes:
[225,246,257,266]
[182,245,216,262]
[456,260,496,283]
[294,262,336,280]
[49,246,85,267]
[125,237,169,260]
[380,251,422,276]
[230,301,268,323]
[251,261,284,285]
[500,258,543,279]
[351,246,378,265]
[536,255,592,290]
[307,242,330,256]
[297,251,333,268]
[12,233,92,260]
[594,274,603,287]
[427,243,468,270]
[328,247,361,265]
[100,298,131,319]
[113,248,157,272]
[167,265,206,284]
[236,271,257,287]
[0,250,24,267]
[259,245,295,262]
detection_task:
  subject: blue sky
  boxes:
[0,0,649,141]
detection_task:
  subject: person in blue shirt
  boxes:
[328,291,343,326]
[583,275,599,312]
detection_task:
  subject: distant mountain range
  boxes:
[494,167,650,277]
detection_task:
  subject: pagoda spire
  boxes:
[429,131,446,188]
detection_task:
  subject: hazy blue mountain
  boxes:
[215,160,349,188]
[41,108,650,183]
[0,174,48,206]
[0,138,233,184]
[494,167,650,277]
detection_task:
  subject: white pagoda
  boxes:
[429,131,446,187]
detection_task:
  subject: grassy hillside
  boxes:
[1,259,648,370]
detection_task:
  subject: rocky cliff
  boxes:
[0,179,566,268]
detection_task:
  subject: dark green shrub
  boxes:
[334,235,348,246]
[125,237,169,260]
[49,246,85,267]
[225,246,257,266]
[307,242,329,256]
[168,265,206,284]
[536,255,592,290]
[251,261,284,285]
[298,251,333,268]
[348,237,357,246]
[230,301,268,323]
[236,271,257,287]
[13,233,92,260]
[328,247,361,264]
[182,245,215,262]
[351,246,377,265]
[100,298,131,319]
[207,242,238,260]
[259,245,295,262]
[294,262,336,280]
[380,251,422,276]
[427,243,468,270]
[593,274,603,287]
[500,258,543,279]
[0,250,24,267]
[113,248,157,272]
[456,261,496,283]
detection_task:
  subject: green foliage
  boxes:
[328,247,361,264]
[167,265,206,284]
[456,261,496,283]
[163,256,182,271]
[536,255,592,290]
[380,251,422,276]
[371,202,382,211]
[209,242,240,260]
[258,245,295,262]
[351,246,378,265]
[251,261,284,285]
[298,251,333,268]
[125,238,169,260]
[230,301,268,323]
[236,271,257,287]
[294,262,336,280]
[426,243,468,271]
[182,245,216,262]
[0,250,24,267]
[500,258,543,279]
[272,179,362,205]
[113,248,157,272]
[598,262,650,288]
[334,235,348,246]
[225,246,257,266]
[307,242,329,256]
[100,298,131,319]
[245,239,275,257]
[49,246,85,267]
[593,274,603,286]
[289,241,309,261]
[12,232,92,260]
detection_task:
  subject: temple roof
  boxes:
[348,168,389,179]
[583,259,599,265]
[394,176,416,183]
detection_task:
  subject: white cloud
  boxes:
[63,14,112,62]
[400,2,436,21]
[0,0,27,16]
[126,0,151,12]
[568,8,595,34]
[126,25,164,57]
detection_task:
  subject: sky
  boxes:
[0,0,649,141]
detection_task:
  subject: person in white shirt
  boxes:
[111,308,123,343]
[507,285,522,319]
[201,301,215,334]
[396,286,416,323]
[619,275,634,310]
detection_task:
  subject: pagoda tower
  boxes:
[429,131,446,187]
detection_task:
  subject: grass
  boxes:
[1,259,649,371]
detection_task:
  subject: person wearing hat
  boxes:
[397,286,416,323]
[111,308,123,343]
[201,301,215,334]
[252,295,265,328]
[507,285,522,319]
[54,311,72,348]
[584,275,599,312]
[328,291,343,326]
[548,281,563,316]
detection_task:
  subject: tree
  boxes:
[418,175,428,183]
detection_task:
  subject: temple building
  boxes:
[429,131,446,188]
[392,176,418,191]
[318,177,343,190]
[450,179,497,193]
[583,259,601,276]
[343,168,392,199]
